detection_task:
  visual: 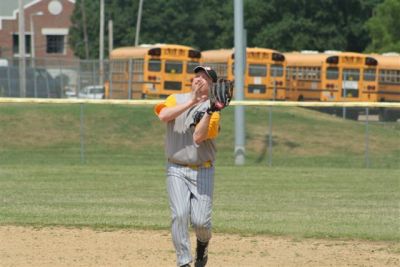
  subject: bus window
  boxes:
[248,84,266,93]
[379,71,384,81]
[381,70,400,83]
[187,61,198,73]
[363,69,376,81]
[286,66,297,79]
[249,64,267,77]
[326,67,339,80]
[343,69,360,81]
[148,59,161,72]
[165,61,183,73]
[271,64,283,77]
[164,81,182,90]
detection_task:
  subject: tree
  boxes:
[243,0,383,52]
[69,0,102,59]
[69,0,232,58]
[68,0,384,58]
[244,0,382,52]
[366,0,400,53]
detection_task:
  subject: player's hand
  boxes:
[191,78,208,104]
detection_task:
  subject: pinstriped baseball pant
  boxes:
[166,162,214,266]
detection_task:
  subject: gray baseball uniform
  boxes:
[155,93,220,266]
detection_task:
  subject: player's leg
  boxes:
[190,166,214,266]
[167,163,193,266]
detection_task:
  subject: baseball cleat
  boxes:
[195,239,209,267]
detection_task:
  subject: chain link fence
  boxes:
[1,57,399,122]
[0,57,109,99]
[0,100,398,168]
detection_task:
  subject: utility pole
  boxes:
[99,0,105,85]
[30,11,43,98]
[81,0,89,59]
[135,0,144,46]
[30,11,43,67]
[234,0,246,165]
[108,20,113,53]
[18,0,26,97]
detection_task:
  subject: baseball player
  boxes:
[154,66,232,267]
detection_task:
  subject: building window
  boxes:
[46,35,64,54]
[12,34,31,54]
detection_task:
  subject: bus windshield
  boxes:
[249,64,267,77]
[165,61,183,73]
[148,59,161,71]
[326,67,339,80]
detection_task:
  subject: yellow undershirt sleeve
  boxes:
[207,112,220,139]
[154,95,177,115]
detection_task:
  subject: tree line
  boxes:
[69,0,400,59]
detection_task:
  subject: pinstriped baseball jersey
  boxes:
[155,93,220,165]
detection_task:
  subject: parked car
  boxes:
[65,89,77,99]
[78,85,105,99]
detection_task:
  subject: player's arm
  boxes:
[157,99,196,123]
[193,112,220,144]
[155,81,207,123]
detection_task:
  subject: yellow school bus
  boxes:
[106,44,201,99]
[284,51,379,101]
[371,53,400,102]
[201,47,286,100]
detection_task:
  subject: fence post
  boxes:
[365,107,370,168]
[45,66,50,97]
[268,105,273,167]
[33,58,38,98]
[128,59,133,99]
[7,66,11,96]
[109,60,113,98]
[343,72,347,119]
[80,103,85,164]
[92,60,96,87]
[77,61,81,95]
[59,60,64,98]
[268,79,276,167]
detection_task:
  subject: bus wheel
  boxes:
[380,97,385,102]
[298,95,304,101]
[141,93,147,99]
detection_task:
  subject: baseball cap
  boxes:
[194,66,218,83]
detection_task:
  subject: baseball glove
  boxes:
[190,110,205,127]
[207,78,234,114]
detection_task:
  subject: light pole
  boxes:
[135,0,144,46]
[30,11,43,67]
[30,11,43,98]
[99,0,104,85]
[234,0,246,165]
[18,0,26,97]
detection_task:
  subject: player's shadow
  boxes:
[256,134,276,163]
[256,134,299,163]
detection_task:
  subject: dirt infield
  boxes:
[0,226,399,267]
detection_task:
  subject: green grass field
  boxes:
[0,104,399,167]
[0,104,399,241]
[0,165,398,241]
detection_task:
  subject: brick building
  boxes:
[0,0,76,60]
